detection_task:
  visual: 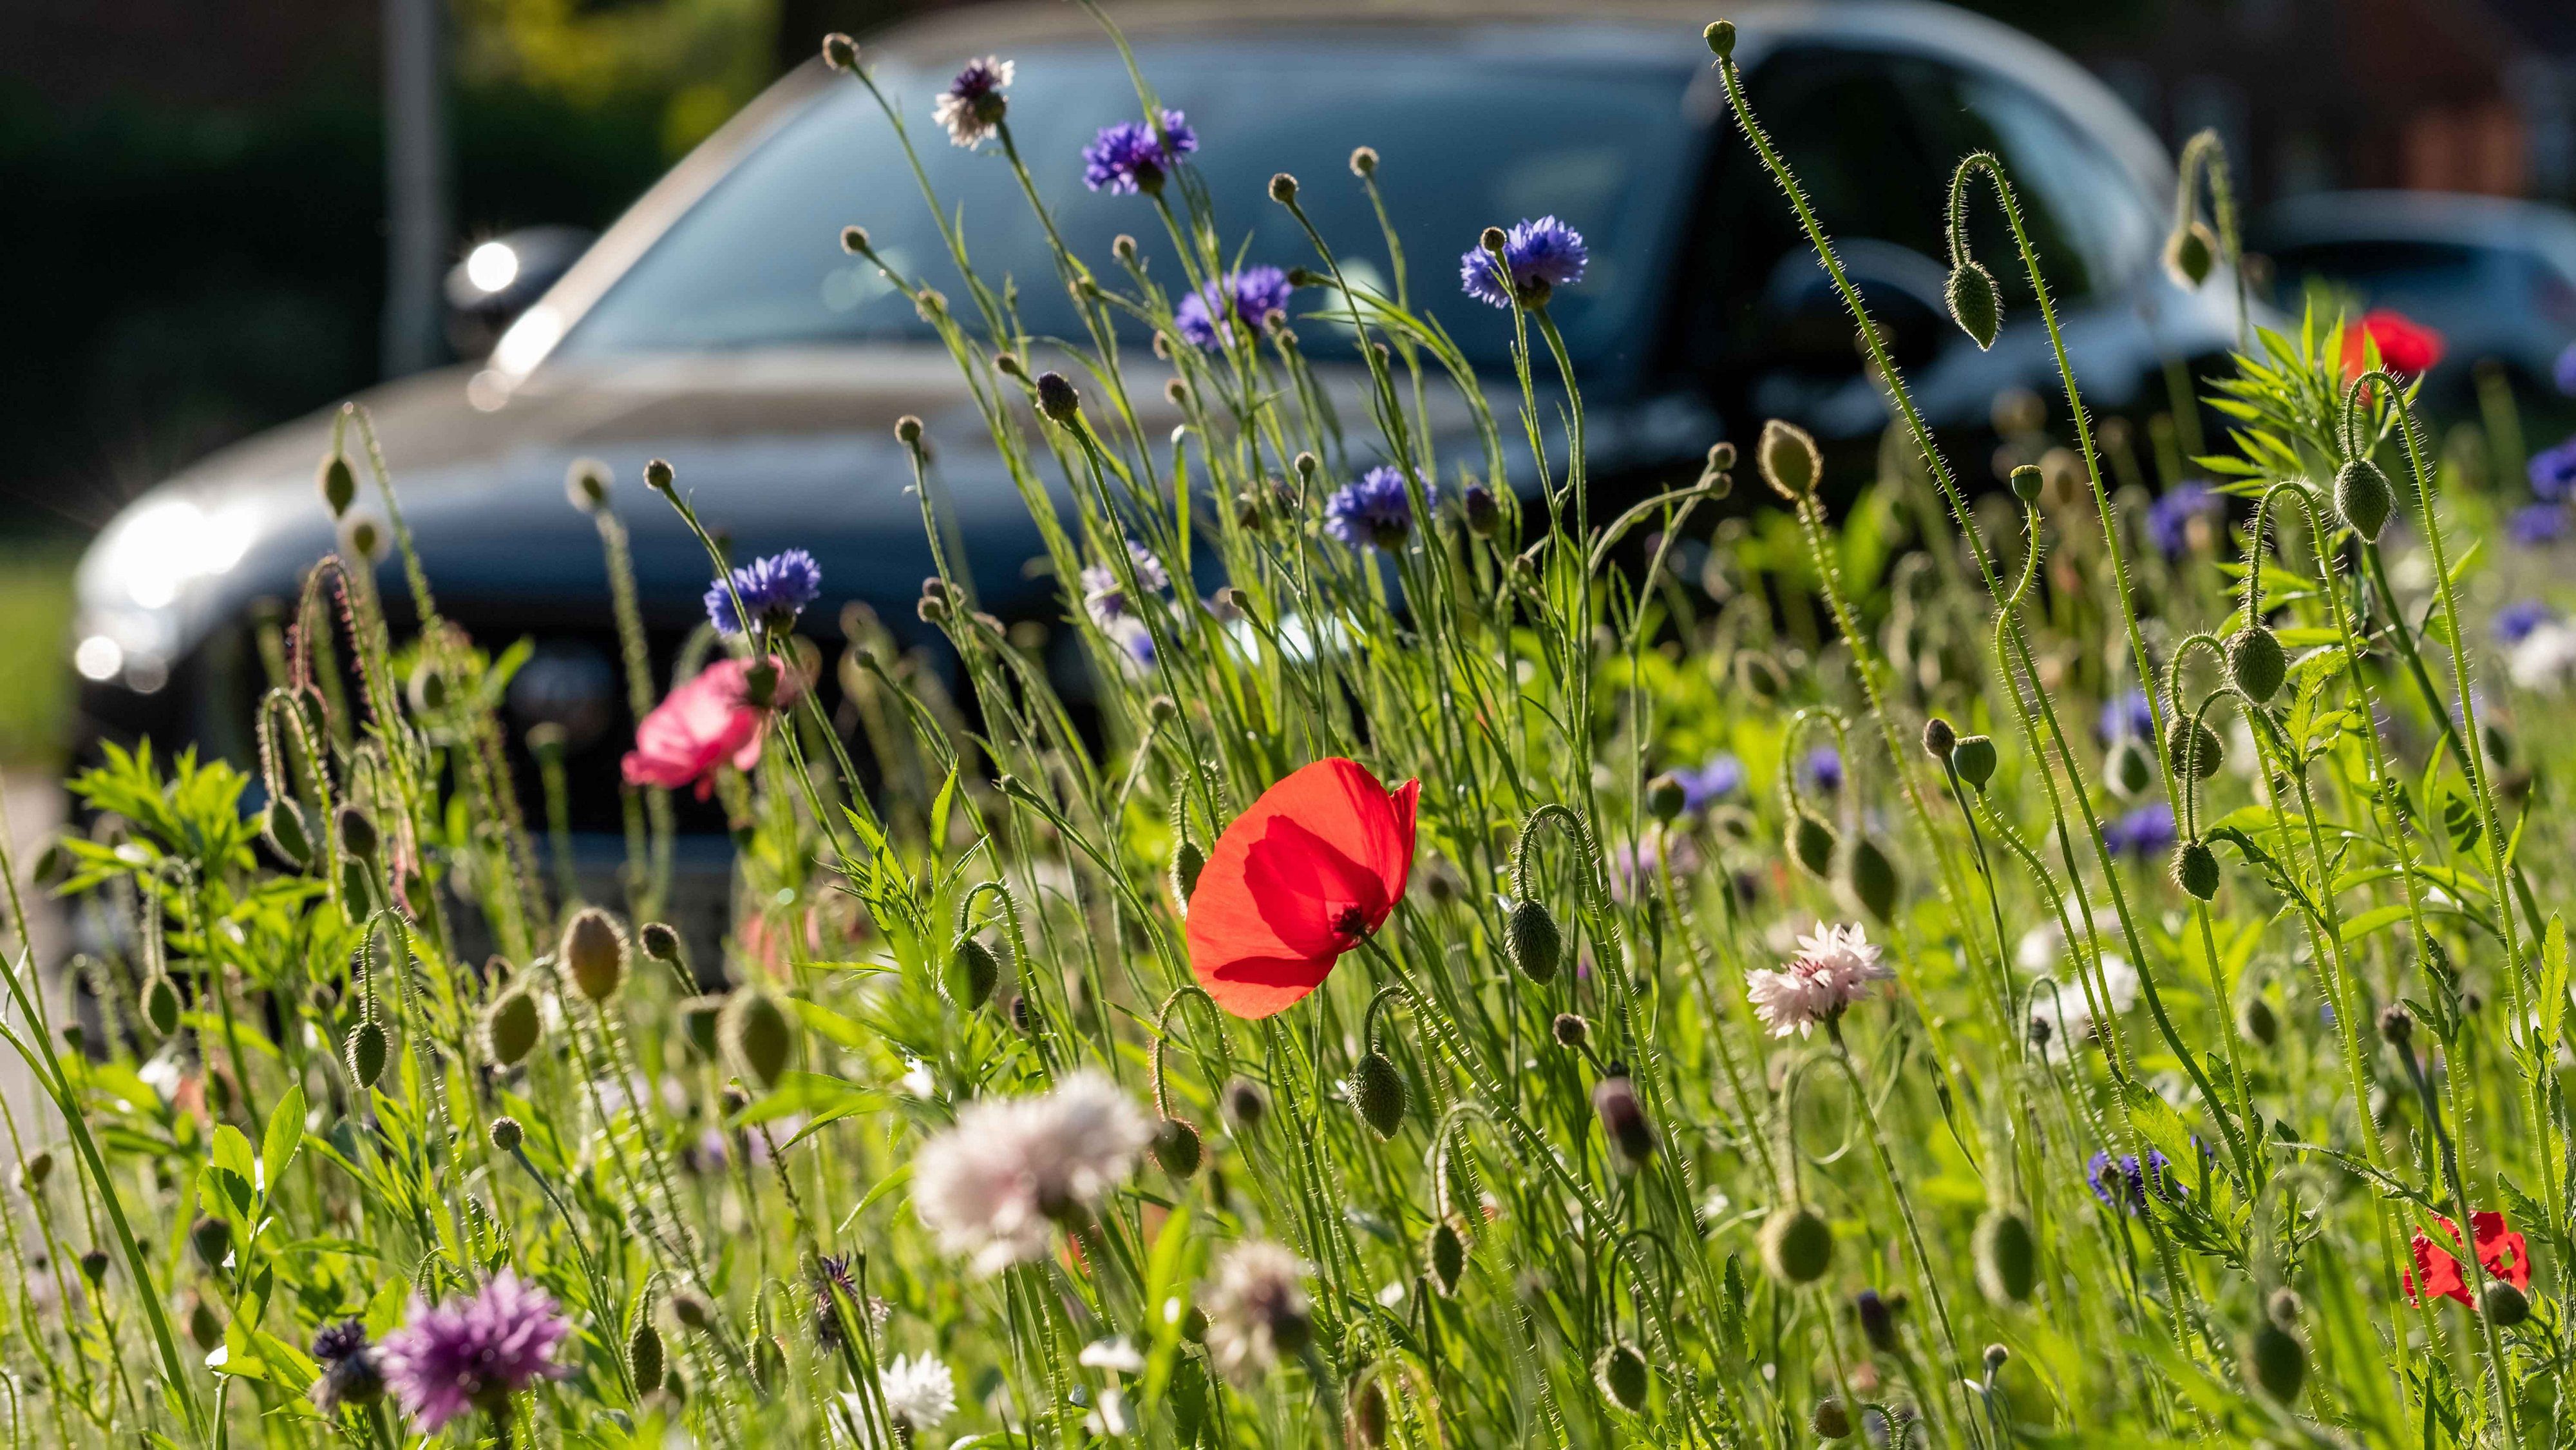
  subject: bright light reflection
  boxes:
[74,636,122,681]
[465,240,520,294]
[109,499,254,608]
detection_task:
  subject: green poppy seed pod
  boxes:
[1593,1340,1650,1412]
[2228,626,2287,704]
[639,921,682,966]
[482,987,542,1067]
[2108,739,2154,797]
[2239,995,2278,1047]
[190,1300,224,1352]
[1951,734,1998,790]
[1426,1217,1469,1297]
[2482,1280,2531,1327]
[1759,1203,1833,1285]
[2172,840,2221,901]
[1353,1050,1406,1139]
[1171,839,1206,906]
[1789,812,1837,879]
[1757,418,1821,501]
[2169,720,2225,781]
[720,989,795,1090]
[142,972,182,1036]
[565,457,610,512]
[78,1248,109,1286]
[629,1319,666,1397]
[820,32,858,70]
[561,908,629,1004]
[1973,1210,2037,1304]
[1035,371,1081,425]
[2334,457,2392,542]
[1703,19,1736,58]
[2243,1321,2305,1403]
[1267,171,1297,204]
[1346,1374,1389,1449]
[17,1150,52,1191]
[262,797,314,870]
[1644,772,1687,823]
[190,1214,231,1270]
[336,805,379,862]
[679,995,723,1059]
[947,935,1000,1009]
[1922,716,1957,761]
[1150,1117,1203,1178]
[1508,898,1563,984]
[317,453,357,519]
[1842,837,1899,922]
[1946,260,2001,349]
[2163,219,2217,289]
[1222,1075,1268,1132]
[1813,1398,1854,1440]
[345,1020,388,1088]
[489,1116,524,1152]
[2009,463,2044,506]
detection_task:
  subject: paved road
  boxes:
[1,772,64,1131]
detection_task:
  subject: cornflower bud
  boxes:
[489,1116,524,1152]
[820,33,858,71]
[1267,172,1297,204]
[1704,19,1736,58]
[838,224,870,254]
[1349,146,1378,176]
[639,921,682,964]
[1463,482,1501,537]
[1644,772,1687,823]
[1036,371,1081,425]
[644,457,675,493]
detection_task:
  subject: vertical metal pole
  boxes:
[383,0,451,377]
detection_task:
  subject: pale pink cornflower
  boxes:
[1743,922,1893,1037]
[911,1069,1153,1275]
[1200,1239,1312,1383]
[933,57,1014,148]
[376,1270,571,1432]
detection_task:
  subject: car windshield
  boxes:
[554,33,1705,372]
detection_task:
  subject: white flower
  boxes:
[1201,1240,1312,1383]
[1079,1336,1146,1374]
[911,1070,1153,1275]
[2029,953,2139,1044]
[2508,622,2576,692]
[1084,1385,1135,1437]
[1743,922,1893,1037]
[932,57,1014,149]
[880,1353,956,1430]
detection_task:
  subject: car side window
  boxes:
[1920,68,2160,307]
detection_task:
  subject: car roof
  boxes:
[2262,189,2576,254]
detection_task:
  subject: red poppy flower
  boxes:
[2342,309,2446,379]
[1186,758,1419,1019]
[2404,1212,2530,1306]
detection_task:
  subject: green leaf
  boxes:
[2119,1080,2201,1188]
[2540,915,2568,1049]
[210,1122,256,1187]
[260,1084,305,1199]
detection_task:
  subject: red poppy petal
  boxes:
[1372,778,1421,926]
[1198,951,1338,1020]
[2410,1232,2470,1305]
[1244,816,1388,957]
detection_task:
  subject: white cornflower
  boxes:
[1200,1240,1312,1383]
[911,1070,1153,1275]
[2508,621,2576,692]
[2029,953,2139,1044]
[933,58,1014,149]
[837,1353,955,1447]
[1743,922,1893,1037]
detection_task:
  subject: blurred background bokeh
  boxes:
[3,0,2575,771]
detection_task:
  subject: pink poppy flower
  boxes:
[620,657,801,798]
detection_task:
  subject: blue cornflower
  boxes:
[1459,216,1589,309]
[2531,435,2576,502]
[1078,539,1170,627]
[2510,502,2568,548]
[1669,752,1744,814]
[705,549,822,636]
[2556,342,2576,399]
[2497,599,2556,645]
[2097,689,2157,744]
[1175,267,1294,349]
[1081,111,1197,195]
[1804,745,1843,795]
[1325,466,1417,550]
[2101,802,2177,859]
[2145,481,2224,558]
[2085,1149,2188,1214]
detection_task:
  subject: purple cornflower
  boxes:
[2145,481,2224,558]
[1325,466,1417,550]
[1175,267,1294,350]
[1082,111,1197,195]
[2532,435,2576,502]
[2085,1149,2188,1214]
[2101,802,2177,859]
[1459,216,1589,309]
[2510,502,2568,547]
[1079,539,1170,626]
[706,549,822,635]
[2556,342,2576,398]
[2497,599,2556,645]
[933,57,1013,148]
[2097,689,2157,745]
[1804,745,1842,795]
[308,1319,386,1412]
[377,1271,572,1432]
[1668,752,1744,814]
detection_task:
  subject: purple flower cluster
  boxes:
[2509,502,2568,548]
[1459,216,1589,308]
[1082,111,1197,195]
[2096,689,2157,745]
[706,549,822,636]
[2497,599,2557,645]
[2101,802,2177,859]
[1804,745,1843,795]
[1325,466,1417,550]
[2086,1149,2188,1214]
[1175,267,1294,350]
[1667,752,1744,814]
[2145,480,2224,558]
[377,1271,571,1431]
[2532,435,2576,502]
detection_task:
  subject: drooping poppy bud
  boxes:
[1757,419,1821,501]
[1593,1340,1649,1411]
[142,973,182,1036]
[2228,626,2287,703]
[2334,458,2392,542]
[345,1020,388,1088]
[2163,220,2217,289]
[1841,837,1899,922]
[263,797,314,870]
[2244,1291,2305,1403]
[1352,1051,1406,1139]
[1426,1217,1469,1297]
[562,908,629,1004]
[1591,1074,1656,1169]
[947,935,1000,1008]
[721,989,795,1089]
[1151,1118,1204,1178]
[1789,812,1837,878]
[1813,1398,1853,1440]
[1973,1209,2036,1304]
[318,453,358,519]
[2172,840,2221,901]
[1946,261,2000,349]
[1760,1204,1833,1285]
[629,1318,666,1395]
[2168,720,2224,781]
[1508,899,1562,984]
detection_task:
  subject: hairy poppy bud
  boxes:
[1426,1217,1469,1296]
[1951,734,1998,790]
[625,1317,665,1397]
[1594,1340,1649,1411]
[1922,716,1957,760]
[2169,720,2224,781]
[1757,419,1821,501]
[2239,995,2278,1047]
[1759,1203,1833,1285]
[2163,220,2217,289]
[1842,837,1899,922]
[2244,1317,2304,1403]
[1644,773,1687,823]
[2108,738,2154,797]
[1151,1117,1202,1178]
[2228,626,2287,704]
[947,935,999,1009]
[143,972,182,1036]
[2377,1003,2414,1050]
[2483,1280,2530,1327]
[720,989,795,1089]
[1171,839,1205,906]
[2334,458,2392,542]
[1973,1209,2037,1304]
[1346,1374,1389,1447]
[1592,1074,1656,1169]
[1946,260,2000,349]
[482,987,542,1067]
[820,32,858,70]
[336,805,379,862]
[1036,372,1081,425]
[346,1020,388,1088]
[1508,899,1562,984]
[318,453,358,518]
[1789,812,1837,878]
[672,1293,712,1331]
[2172,839,2220,901]
[258,797,313,872]
[639,921,681,966]
[1551,1011,1589,1049]
[1268,172,1297,204]
[2009,463,2044,506]
[489,1116,524,1152]
[1223,1076,1268,1132]
[190,1214,231,1270]
[1353,1051,1406,1139]
[645,458,676,493]
[562,908,629,1003]
[1813,1398,1853,1440]
[1703,19,1736,58]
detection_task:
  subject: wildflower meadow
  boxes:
[7,10,2576,1448]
